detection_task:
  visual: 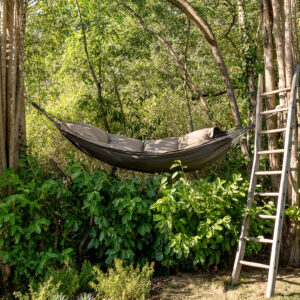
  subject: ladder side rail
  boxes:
[231,74,264,285]
[266,64,300,298]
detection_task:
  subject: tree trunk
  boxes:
[261,0,281,189]
[166,0,242,127]
[281,0,300,267]
[75,0,110,132]
[184,20,194,132]
[237,0,256,118]
[113,73,127,135]
[271,0,286,106]
[0,0,27,284]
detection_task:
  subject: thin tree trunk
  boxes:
[0,0,7,170]
[74,0,110,132]
[284,0,293,86]
[291,0,298,63]
[122,1,215,126]
[113,73,127,135]
[7,0,17,169]
[237,0,256,118]
[166,0,242,127]
[271,0,286,106]
[15,0,26,152]
[261,0,281,189]
[282,0,300,267]
[184,20,194,132]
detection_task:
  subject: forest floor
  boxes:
[149,267,300,299]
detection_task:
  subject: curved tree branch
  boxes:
[121,1,215,125]
[166,0,242,127]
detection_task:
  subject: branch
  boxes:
[74,0,100,90]
[224,13,236,38]
[201,86,240,98]
[79,214,94,262]
[121,1,184,70]
[166,0,242,128]
[183,20,194,131]
[121,1,215,125]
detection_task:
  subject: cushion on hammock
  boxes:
[178,127,215,150]
[144,137,179,153]
[108,134,144,152]
[61,122,108,144]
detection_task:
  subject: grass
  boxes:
[150,267,300,299]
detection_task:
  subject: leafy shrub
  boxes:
[90,259,154,300]
[151,161,273,269]
[0,155,276,290]
[14,278,60,300]
[65,159,161,266]
[79,260,94,292]
[0,156,75,284]
[43,267,80,298]
[286,205,300,223]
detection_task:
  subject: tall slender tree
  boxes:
[0,0,28,283]
[261,0,281,188]
[259,0,300,266]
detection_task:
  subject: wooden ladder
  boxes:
[231,64,299,298]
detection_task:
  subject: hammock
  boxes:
[31,102,253,173]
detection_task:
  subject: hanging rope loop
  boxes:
[30,101,63,129]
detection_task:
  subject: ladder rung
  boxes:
[258,215,277,220]
[239,260,270,269]
[261,88,291,96]
[260,128,286,134]
[254,192,279,197]
[260,107,288,115]
[244,237,273,244]
[257,149,284,155]
[255,171,282,176]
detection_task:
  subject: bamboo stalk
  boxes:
[0,0,6,170]
[7,0,18,169]
[1,0,7,164]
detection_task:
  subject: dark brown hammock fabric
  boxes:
[30,101,252,173]
[59,122,248,173]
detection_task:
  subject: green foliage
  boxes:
[286,205,300,223]
[79,261,94,292]
[43,267,80,298]
[0,156,75,284]
[242,200,276,254]
[151,161,249,268]
[0,155,276,290]
[65,158,161,266]
[90,259,154,300]
[14,278,61,300]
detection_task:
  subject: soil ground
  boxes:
[149,267,300,299]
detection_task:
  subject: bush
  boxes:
[90,259,154,300]
[151,161,274,269]
[79,261,94,292]
[0,155,275,290]
[0,156,75,285]
[43,267,80,298]
[65,159,161,266]
[14,278,61,300]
